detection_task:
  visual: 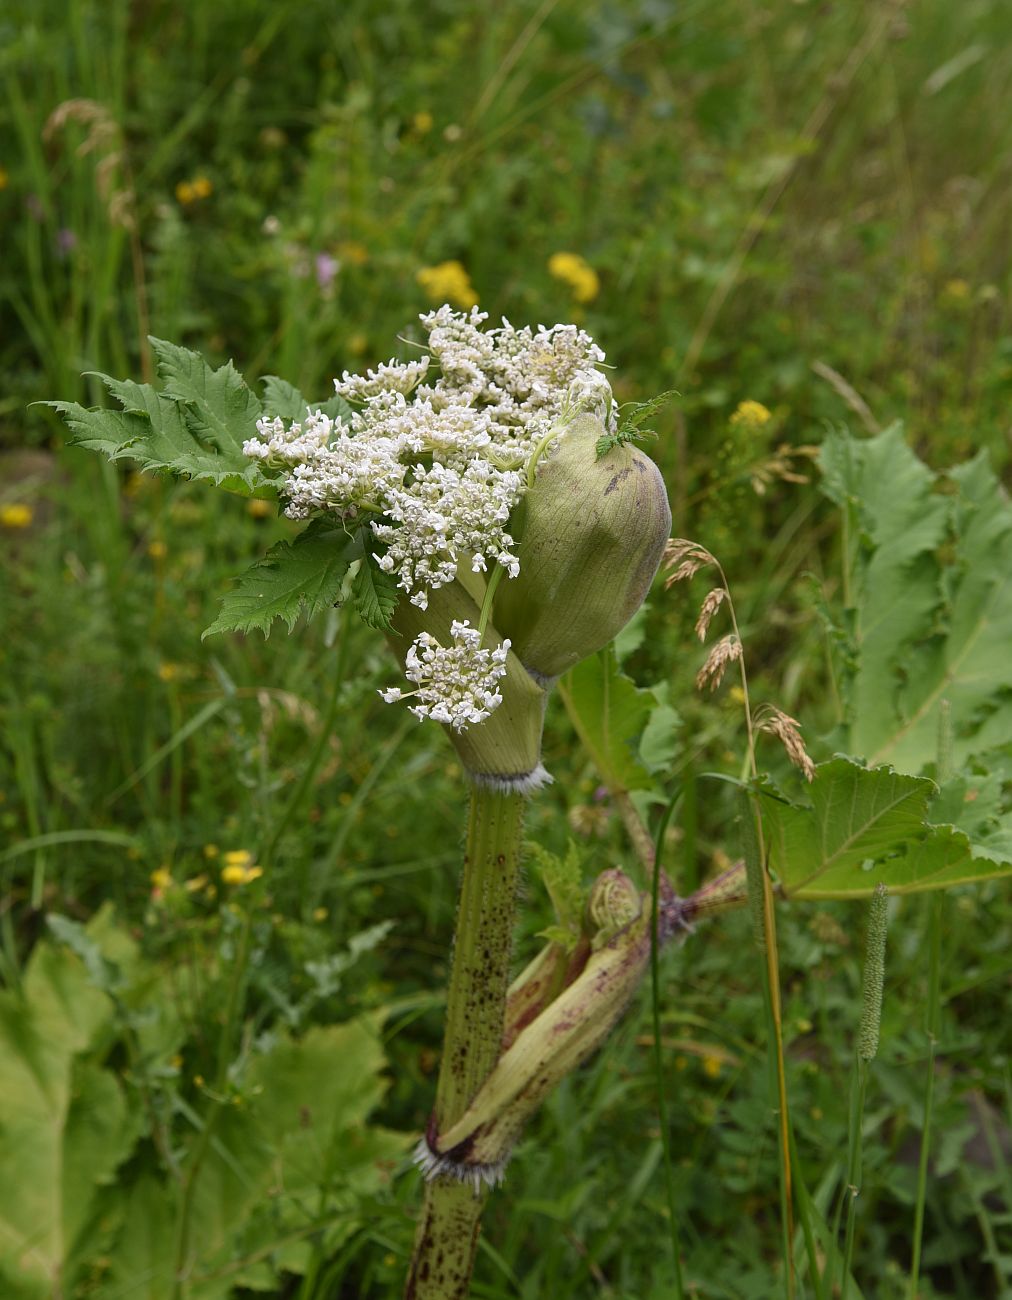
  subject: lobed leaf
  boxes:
[818,425,1012,773]
[49,340,269,495]
[203,524,356,639]
[760,756,1012,899]
[261,375,353,427]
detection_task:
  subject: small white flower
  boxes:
[385,620,511,732]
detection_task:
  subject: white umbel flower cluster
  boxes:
[380,621,511,732]
[243,305,614,728]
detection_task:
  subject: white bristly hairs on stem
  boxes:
[412,1137,508,1196]
[465,765,553,797]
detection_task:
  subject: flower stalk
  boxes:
[405,784,527,1299]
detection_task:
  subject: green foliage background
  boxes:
[1,1,1010,1297]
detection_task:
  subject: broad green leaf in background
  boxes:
[203,523,357,639]
[49,338,269,495]
[558,647,656,793]
[0,942,138,1300]
[247,1013,406,1196]
[819,425,1012,773]
[760,756,1012,900]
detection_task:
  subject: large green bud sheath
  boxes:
[494,415,672,679]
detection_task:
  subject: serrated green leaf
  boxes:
[149,337,261,457]
[260,376,353,428]
[760,756,1012,899]
[558,647,655,792]
[618,388,679,431]
[317,391,354,425]
[203,526,354,639]
[527,840,585,939]
[351,553,399,630]
[595,390,676,459]
[49,349,267,494]
[261,375,312,423]
[818,425,1012,772]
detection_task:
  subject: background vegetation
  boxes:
[1,1,1010,1296]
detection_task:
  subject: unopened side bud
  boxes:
[587,867,641,943]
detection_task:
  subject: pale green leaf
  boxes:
[0,944,136,1299]
[761,757,934,897]
[639,682,682,773]
[247,1014,408,1196]
[526,840,585,939]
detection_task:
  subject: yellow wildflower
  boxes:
[416,260,478,309]
[729,400,772,429]
[338,241,369,267]
[150,867,172,891]
[191,175,213,200]
[157,662,181,683]
[221,850,262,885]
[701,1053,723,1079]
[247,498,273,519]
[412,111,434,134]
[203,843,219,859]
[1,503,33,529]
[942,278,970,304]
[548,251,600,304]
[147,539,168,560]
[313,907,329,922]
[175,180,195,205]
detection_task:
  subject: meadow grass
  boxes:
[2,2,1011,1297]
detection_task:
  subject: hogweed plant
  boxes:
[50,311,1012,1299]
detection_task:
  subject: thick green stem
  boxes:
[405,785,525,1300]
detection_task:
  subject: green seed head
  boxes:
[493,415,672,679]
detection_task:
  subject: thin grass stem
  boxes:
[651,791,686,1298]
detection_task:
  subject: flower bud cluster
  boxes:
[243,306,615,730]
[380,619,511,732]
